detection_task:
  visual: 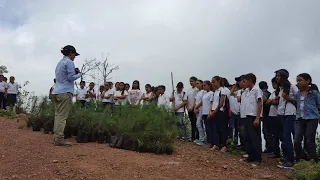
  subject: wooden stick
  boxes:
[171,72,175,108]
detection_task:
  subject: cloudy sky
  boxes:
[1,0,320,95]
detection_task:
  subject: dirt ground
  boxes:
[0,116,289,180]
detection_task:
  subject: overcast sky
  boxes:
[1,0,320,95]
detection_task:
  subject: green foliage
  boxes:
[0,108,16,119]
[287,161,320,180]
[31,99,179,154]
[287,134,320,180]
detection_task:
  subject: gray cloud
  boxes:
[1,0,320,94]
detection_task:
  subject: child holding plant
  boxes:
[87,82,96,103]
[294,73,319,163]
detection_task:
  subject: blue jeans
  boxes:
[281,115,295,163]
[196,112,205,142]
[176,112,187,138]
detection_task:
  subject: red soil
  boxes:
[0,116,288,180]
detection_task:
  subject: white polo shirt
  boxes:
[268,91,278,117]
[244,87,263,117]
[157,93,170,108]
[76,87,87,101]
[102,89,114,103]
[195,90,205,114]
[277,85,298,116]
[0,82,8,93]
[174,91,187,113]
[187,87,198,109]
[229,90,240,115]
[7,82,19,94]
[211,87,228,111]
[238,89,248,119]
[202,91,214,115]
[114,90,128,105]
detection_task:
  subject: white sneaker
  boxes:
[243,154,249,158]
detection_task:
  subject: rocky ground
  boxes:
[0,116,288,180]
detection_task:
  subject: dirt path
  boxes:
[0,116,288,180]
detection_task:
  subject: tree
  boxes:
[0,65,8,74]
[74,58,99,88]
[97,53,119,84]
[79,58,99,82]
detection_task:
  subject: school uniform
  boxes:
[201,91,214,146]
[0,81,7,109]
[244,87,263,162]
[86,89,96,103]
[277,85,298,165]
[7,82,19,107]
[142,92,153,106]
[294,89,320,162]
[157,93,170,108]
[114,90,128,106]
[268,91,281,157]
[237,89,248,147]
[76,87,87,107]
[173,91,188,138]
[229,90,241,142]
[261,90,272,153]
[195,90,205,142]
[187,87,199,140]
[210,87,229,147]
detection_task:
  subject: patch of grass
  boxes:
[287,161,320,180]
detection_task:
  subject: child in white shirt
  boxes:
[114,82,128,106]
[157,85,170,108]
[170,82,188,140]
[128,80,142,105]
[76,81,87,108]
[242,73,263,164]
[193,80,205,145]
[200,81,214,148]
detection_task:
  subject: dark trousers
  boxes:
[280,115,295,163]
[188,110,199,140]
[238,118,246,147]
[203,115,214,145]
[262,116,273,152]
[0,92,4,109]
[229,114,240,141]
[212,111,229,147]
[244,116,262,162]
[294,119,319,162]
[270,116,283,156]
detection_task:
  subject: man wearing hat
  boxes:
[52,45,81,146]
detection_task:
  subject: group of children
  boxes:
[0,74,19,112]
[49,69,319,168]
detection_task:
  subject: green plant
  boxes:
[0,109,16,119]
[287,161,320,180]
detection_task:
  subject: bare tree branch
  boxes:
[97,53,119,84]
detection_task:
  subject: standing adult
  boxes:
[52,45,81,146]
[0,75,7,109]
[186,76,199,141]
